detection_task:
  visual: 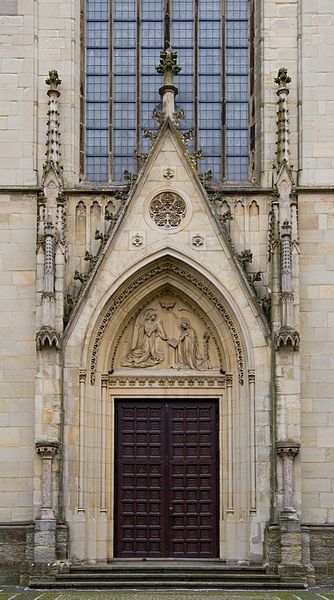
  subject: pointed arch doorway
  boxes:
[115,398,219,558]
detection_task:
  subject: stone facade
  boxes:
[1,0,334,587]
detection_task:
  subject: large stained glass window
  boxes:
[84,0,250,182]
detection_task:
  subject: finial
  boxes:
[156,48,181,117]
[44,70,62,176]
[274,68,291,89]
[46,69,62,93]
[156,48,181,84]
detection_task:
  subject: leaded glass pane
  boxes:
[226,20,248,47]
[199,21,221,47]
[113,129,136,155]
[226,0,248,20]
[86,76,109,101]
[114,0,136,20]
[87,0,109,20]
[226,75,248,101]
[175,75,194,102]
[199,49,221,74]
[142,21,163,47]
[172,0,193,20]
[142,0,163,20]
[226,102,248,129]
[226,129,248,154]
[201,156,221,179]
[113,156,137,180]
[226,48,248,74]
[113,49,136,74]
[113,75,136,101]
[114,22,136,47]
[86,103,109,128]
[86,49,109,75]
[199,104,221,129]
[226,156,248,180]
[198,0,220,20]
[87,21,109,47]
[86,156,109,180]
[173,21,194,47]
[86,128,109,154]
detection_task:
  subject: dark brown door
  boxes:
[115,400,218,558]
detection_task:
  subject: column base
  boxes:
[33,518,57,565]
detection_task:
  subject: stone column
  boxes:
[34,441,59,565]
[276,442,303,578]
[276,441,300,517]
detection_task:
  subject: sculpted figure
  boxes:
[122,308,167,367]
[171,318,208,370]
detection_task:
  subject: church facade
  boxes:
[1,0,334,587]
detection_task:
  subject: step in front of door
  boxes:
[29,565,308,590]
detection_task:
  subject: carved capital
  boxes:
[248,369,255,384]
[101,374,109,388]
[226,373,233,388]
[35,440,59,459]
[281,291,294,303]
[276,441,300,460]
[79,369,86,384]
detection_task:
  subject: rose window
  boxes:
[149,192,186,229]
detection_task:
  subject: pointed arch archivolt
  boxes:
[86,255,253,386]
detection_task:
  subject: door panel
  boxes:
[115,400,218,558]
[168,403,218,557]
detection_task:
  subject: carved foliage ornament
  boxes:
[149,192,186,229]
[90,261,244,385]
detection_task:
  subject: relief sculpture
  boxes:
[169,318,208,370]
[121,308,167,367]
[120,301,213,371]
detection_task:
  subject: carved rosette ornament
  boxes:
[149,192,186,229]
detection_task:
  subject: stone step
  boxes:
[55,572,281,582]
[29,579,308,590]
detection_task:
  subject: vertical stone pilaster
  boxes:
[248,369,256,512]
[100,375,108,514]
[226,373,234,513]
[78,369,86,513]
[34,441,59,565]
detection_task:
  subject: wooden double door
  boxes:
[115,399,218,558]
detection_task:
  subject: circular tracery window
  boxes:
[149,192,187,229]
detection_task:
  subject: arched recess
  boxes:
[84,255,254,386]
[63,254,269,564]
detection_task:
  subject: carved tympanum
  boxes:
[119,299,215,371]
[149,192,186,229]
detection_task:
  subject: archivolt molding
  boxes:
[89,260,245,385]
